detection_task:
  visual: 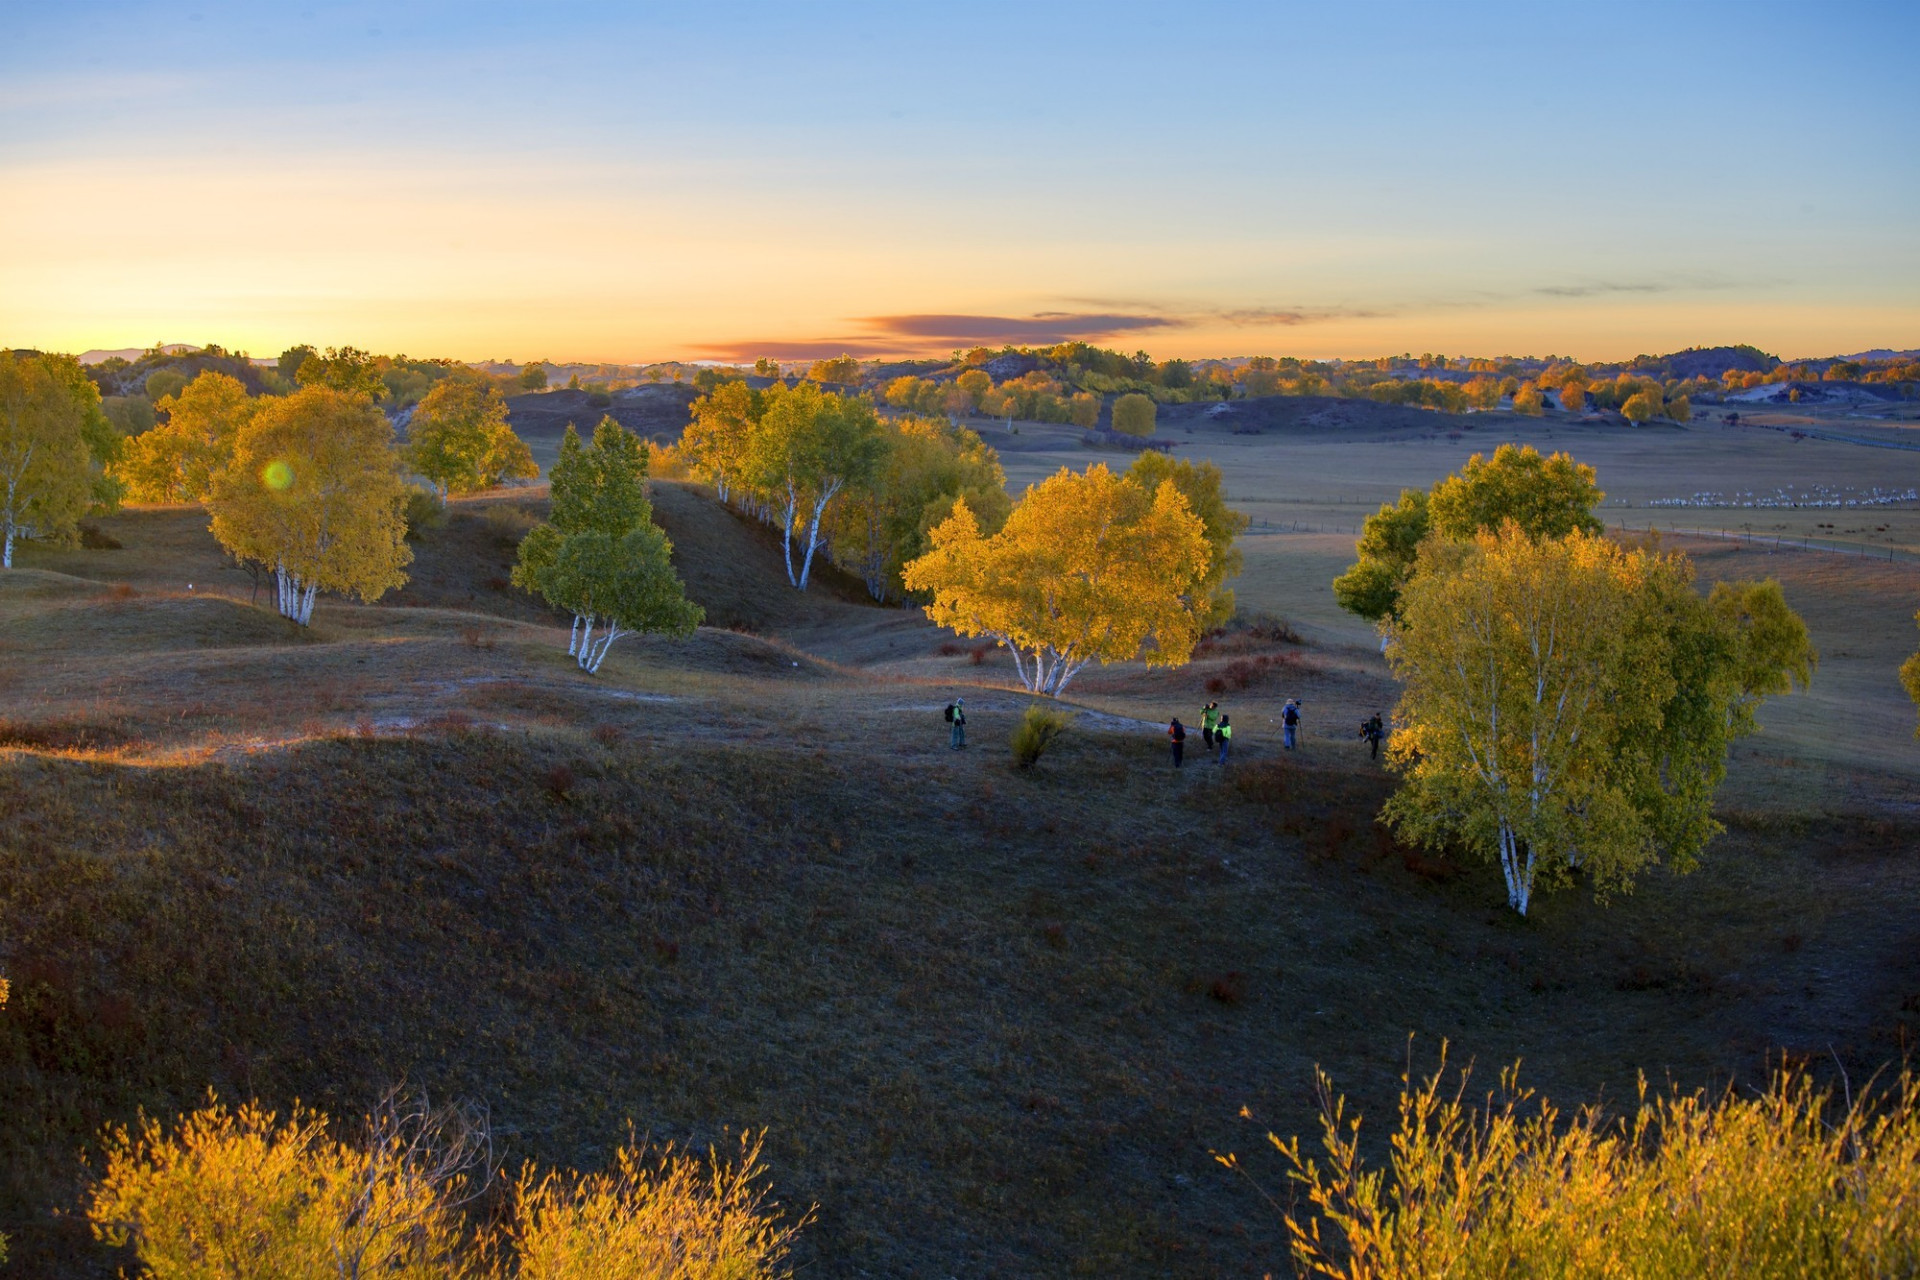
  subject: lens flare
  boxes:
[262,460,294,491]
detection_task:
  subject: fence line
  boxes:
[1610,522,1920,565]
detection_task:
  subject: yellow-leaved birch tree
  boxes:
[1384,528,1674,915]
[902,464,1210,697]
[207,386,411,624]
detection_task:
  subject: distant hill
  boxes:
[78,344,193,365]
[1624,346,1778,380]
[502,384,699,447]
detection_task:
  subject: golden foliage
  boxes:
[207,385,412,621]
[1229,1051,1920,1279]
[115,370,257,504]
[0,350,95,567]
[1009,703,1071,769]
[88,1097,470,1280]
[1109,392,1156,437]
[902,464,1210,696]
[88,1098,803,1280]
[405,375,536,498]
[1383,528,1813,914]
[1384,529,1681,914]
[508,1132,804,1280]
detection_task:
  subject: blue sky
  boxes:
[3,0,1915,361]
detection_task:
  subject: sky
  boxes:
[2,0,1916,365]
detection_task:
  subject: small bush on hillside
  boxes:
[1222,1052,1920,1279]
[1011,704,1070,769]
[482,502,539,547]
[404,486,447,539]
[1110,393,1156,438]
[508,1132,805,1279]
[89,1095,478,1279]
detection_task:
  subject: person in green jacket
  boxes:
[947,697,966,750]
[1200,701,1220,748]
[1215,714,1232,764]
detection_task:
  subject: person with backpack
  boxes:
[1200,701,1220,748]
[945,697,966,750]
[1215,714,1232,764]
[1282,699,1301,750]
[1168,717,1187,767]
[1359,712,1385,760]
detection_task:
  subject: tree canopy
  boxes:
[207,386,412,624]
[1109,393,1156,438]
[0,351,97,568]
[403,374,536,500]
[513,417,701,671]
[1382,526,1813,915]
[1125,452,1248,628]
[827,415,1011,603]
[115,370,256,503]
[295,346,387,400]
[902,464,1211,697]
[1336,444,1604,623]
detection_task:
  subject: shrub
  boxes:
[1011,704,1070,769]
[404,486,446,539]
[88,1097,806,1280]
[1224,1053,1920,1279]
[88,1095,477,1280]
[508,1132,805,1280]
[1110,393,1156,438]
[482,502,539,547]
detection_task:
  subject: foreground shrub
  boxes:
[1222,1052,1920,1279]
[89,1094,478,1279]
[509,1132,804,1279]
[1011,704,1070,769]
[87,1094,803,1279]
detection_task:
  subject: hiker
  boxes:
[1200,701,1220,748]
[1215,714,1232,764]
[1282,699,1301,750]
[1168,717,1187,767]
[945,697,966,750]
[1360,712,1385,760]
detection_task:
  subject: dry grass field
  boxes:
[1,400,1917,1276]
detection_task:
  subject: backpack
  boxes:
[944,704,956,723]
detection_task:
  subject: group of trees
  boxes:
[901,455,1245,696]
[1334,444,1816,915]
[684,380,1007,597]
[512,419,701,672]
[0,344,550,629]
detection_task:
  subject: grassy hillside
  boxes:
[1,491,1917,1276]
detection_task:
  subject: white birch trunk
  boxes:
[576,616,596,669]
[796,479,843,591]
[568,614,583,657]
[778,483,801,587]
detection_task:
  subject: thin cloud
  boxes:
[696,304,1388,362]
[1212,306,1389,326]
[1534,281,1673,299]
[690,338,905,361]
[857,312,1174,345]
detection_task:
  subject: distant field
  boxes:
[988,400,1920,814]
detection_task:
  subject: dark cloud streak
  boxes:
[857,312,1174,344]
